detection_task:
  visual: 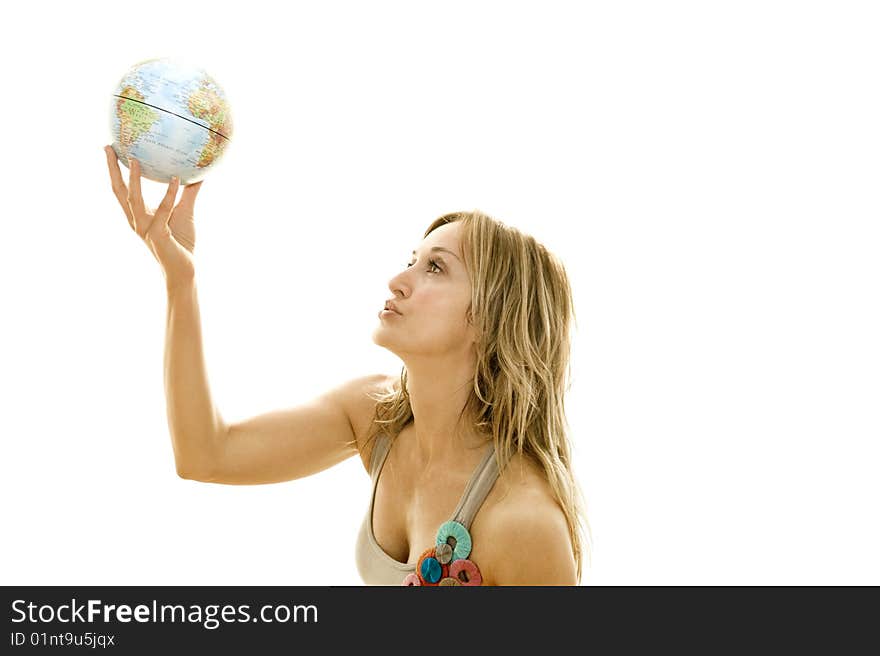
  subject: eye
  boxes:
[406,258,443,273]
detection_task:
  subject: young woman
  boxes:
[104,145,590,585]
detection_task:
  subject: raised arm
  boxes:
[164,279,226,479]
[105,145,392,486]
[178,365,394,485]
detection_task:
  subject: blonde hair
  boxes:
[366,209,591,582]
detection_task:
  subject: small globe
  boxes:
[108,57,233,184]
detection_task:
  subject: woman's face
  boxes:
[372,222,475,359]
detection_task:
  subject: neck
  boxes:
[402,355,488,464]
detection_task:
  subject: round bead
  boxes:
[416,547,448,585]
[402,572,421,586]
[435,520,472,561]
[420,557,441,583]
[438,577,461,586]
[434,542,453,565]
[449,559,482,586]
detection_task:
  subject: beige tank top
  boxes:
[355,432,500,585]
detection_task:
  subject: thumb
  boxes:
[175,180,204,214]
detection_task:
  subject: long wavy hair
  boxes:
[365,209,590,582]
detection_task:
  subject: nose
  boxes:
[387,265,412,299]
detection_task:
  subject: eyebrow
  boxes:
[412,246,461,262]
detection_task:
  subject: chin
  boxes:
[371,328,393,349]
[371,332,403,358]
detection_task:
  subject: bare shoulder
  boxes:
[334,372,397,474]
[475,452,577,586]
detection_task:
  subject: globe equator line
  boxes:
[112,94,231,140]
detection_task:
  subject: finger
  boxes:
[155,176,181,228]
[175,180,203,213]
[127,156,146,216]
[104,145,127,192]
[168,181,201,253]
[104,146,135,230]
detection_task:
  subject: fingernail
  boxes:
[171,176,179,184]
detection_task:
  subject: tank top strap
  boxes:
[449,442,500,530]
[369,432,499,531]
[368,433,393,481]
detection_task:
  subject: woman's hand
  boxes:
[104,145,204,288]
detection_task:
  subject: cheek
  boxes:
[419,292,468,322]
[434,306,472,339]
[419,286,469,313]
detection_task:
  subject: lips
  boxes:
[384,300,402,315]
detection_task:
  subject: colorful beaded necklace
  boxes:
[401,519,483,586]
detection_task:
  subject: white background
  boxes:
[1,0,877,585]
